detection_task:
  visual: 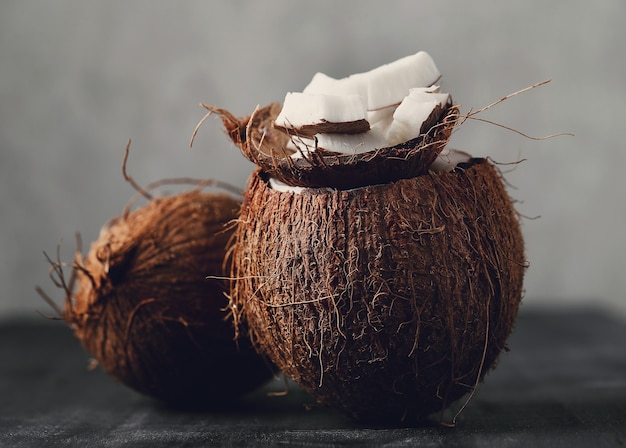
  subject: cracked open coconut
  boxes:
[208,51,526,424]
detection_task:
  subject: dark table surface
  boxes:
[1,306,625,447]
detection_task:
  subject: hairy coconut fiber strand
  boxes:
[65,191,274,407]
[231,159,525,423]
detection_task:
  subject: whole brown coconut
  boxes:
[220,103,526,424]
[44,188,275,408]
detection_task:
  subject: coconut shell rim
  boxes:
[219,103,459,190]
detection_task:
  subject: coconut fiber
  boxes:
[62,191,274,407]
[231,159,525,423]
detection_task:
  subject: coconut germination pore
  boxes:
[205,51,526,424]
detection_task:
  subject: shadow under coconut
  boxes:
[77,355,626,444]
[145,375,362,430]
[124,305,626,433]
[149,374,464,430]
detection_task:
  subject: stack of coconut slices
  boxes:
[269,51,470,192]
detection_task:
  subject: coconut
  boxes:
[40,171,275,408]
[229,160,524,423]
[199,52,526,424]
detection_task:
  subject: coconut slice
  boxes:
[366,105,395,128]
[285,90,449,159]
[274,92,370,137]
[362,51,442,110]
[268,177,306,194]
[303,72,366,99]
[287,106,395,158]
[314,125,389,155]
[303,51,441,110]
[386,87,452,146]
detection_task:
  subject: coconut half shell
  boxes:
[215,102,458,190]
[65,191,275,408]
[230,159,525,423]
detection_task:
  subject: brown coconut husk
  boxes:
[230,159,525,423]
[200,102,457,190]
[40,180,275,408]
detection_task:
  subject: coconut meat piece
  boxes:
[303,72,367,99]
[366,106,395,128]
[361,51,442,110]
[385,87,452,146]
[303,51,441,110]
[274,92,369,136]
[286,122,390,157]
[268,177,306,194]
[315,126,389,155]
[284,92,450,159]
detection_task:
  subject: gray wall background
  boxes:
[1,1,624,318]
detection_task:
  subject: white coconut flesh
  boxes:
[274,92,369,135]
[269,51,471,193]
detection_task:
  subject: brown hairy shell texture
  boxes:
[231,160,525,423]
[65,191,274,407]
